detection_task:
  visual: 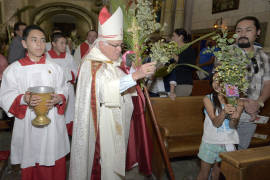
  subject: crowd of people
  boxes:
[0,4,269,180]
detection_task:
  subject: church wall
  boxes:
[191,0,270,48]
[28,0,96,13]
[1,0,99,42]
[2,0,24,24]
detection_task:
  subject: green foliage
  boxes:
[110,0,213,78]
[209,30,250,95]
[149,31,216,66]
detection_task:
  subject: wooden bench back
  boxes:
[150,96,205,136]
[191,80,212,96]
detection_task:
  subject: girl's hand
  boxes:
[46,94,62,109]
[224,104,236,115]
[231,111,240,120]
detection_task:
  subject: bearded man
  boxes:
[235,16,270,150]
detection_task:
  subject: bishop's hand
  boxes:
[132,62,156,81]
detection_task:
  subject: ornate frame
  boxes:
[212,0,240,14]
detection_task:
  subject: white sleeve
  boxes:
[0,65,20,116]
[68,54,78,80]
[73,46,81,67]
[120,74,137,93]
[54,66,68,99]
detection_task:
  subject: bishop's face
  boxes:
[99,40,123,61]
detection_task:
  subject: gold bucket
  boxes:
[28,86,54,127]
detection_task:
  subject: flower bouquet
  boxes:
[209,30,251,106]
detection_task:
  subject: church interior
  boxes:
[0,0,270,180]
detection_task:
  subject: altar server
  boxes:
[0,25,70,180]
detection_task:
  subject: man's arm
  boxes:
[245,80,270,115]
[258,80,270,104]
[120,62,156,93]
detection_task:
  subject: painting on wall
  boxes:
[212,0,240,14]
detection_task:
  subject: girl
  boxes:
[197,74,244,180]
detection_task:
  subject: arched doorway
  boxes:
[31,2,98,41]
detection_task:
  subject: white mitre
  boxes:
[98,6,123,41]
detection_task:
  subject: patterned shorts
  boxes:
[198,141,226,164]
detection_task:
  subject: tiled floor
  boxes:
[0,131,200,180]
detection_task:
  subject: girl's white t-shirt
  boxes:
[202,94,239,145]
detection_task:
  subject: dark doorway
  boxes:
[54,23,75,37]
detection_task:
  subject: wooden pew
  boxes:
[220,146,270,180]
[250,99,270,147]
[146,96,205,179]
[146,97,270,179]
[191,80,212,96]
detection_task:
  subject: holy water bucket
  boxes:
[28,86,54,126]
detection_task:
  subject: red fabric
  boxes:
[90,131,101,180]
[100,35,117,39]
[0,151,10,160]
[89,61,102,179]
[126,94,153,175]
[69,71,76,85]
[99,7,111,25]
[48,49,66,59]
[8,94,27,119]
[19,55,46,66]
[80,42,90,59]
[55,94,66,115]
[119,57,153,175]
[21,156,66,180]
[66,122,73,136]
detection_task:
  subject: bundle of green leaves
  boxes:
[209,30,251,96]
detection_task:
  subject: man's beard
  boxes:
[237,37,251,48]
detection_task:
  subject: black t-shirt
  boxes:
[174,46,196,85]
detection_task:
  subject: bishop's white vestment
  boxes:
[69,46,135,180]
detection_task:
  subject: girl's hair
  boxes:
[51,32,65,42]
[174,28,191,43]
[210,74,222,113]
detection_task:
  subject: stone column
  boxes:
[161,0,174,37]
[161,0,185,37]
[173,0,185,29]
[183,0,194,33]
[22,0,31,24]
